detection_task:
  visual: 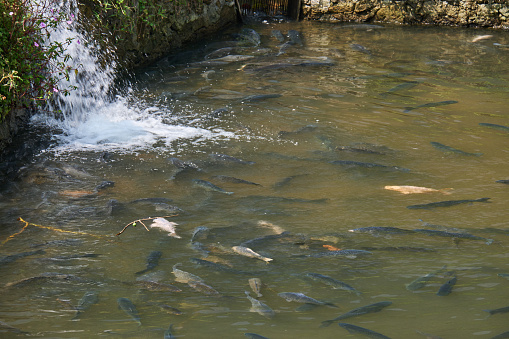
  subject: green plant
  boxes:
[0,0,79,120]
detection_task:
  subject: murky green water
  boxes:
[1,21,509,338]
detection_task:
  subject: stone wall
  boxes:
[302,0,509,28]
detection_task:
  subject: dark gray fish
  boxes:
[288,30,303,46]
[406,266,447,291]
[335,146,385,154]
[278,292,337,307]
[209,153,255,165]
[436,276,457,296]
[407,197,491,209]
[241,94,282,102]
[95,180,115,191]
[211,175,261,186]
[305,249,373,258]
[414,229,493,244]
[306,273,361,295]
[135,251,162,275]
[245,333,270,339]
[0,320,29,335]
[491,331,509,339]
[430,141,482,156]
[72,291,99,320]
[484,305,509,315]
[156,304,183,315]
[134,280,182,292]
[271,30,285,43]
[168,157,200,170]
[188,280,221,296]
[117,297,141,325]
[131,197,173,204]
[164,324,175,339]
[190,258,249,274]
[338,322,392,339]
[350,43,372,55]
[192,179,233,194]
[5,272,86,288]
[349,226,414,235]
[240,231,295,247]
[380,81,421,97]
[330,160,409,172]
[403,100,458,113]
[273,174,308,188]
[496,179,509,184]
[239,28,261,46]
[498,273,509,279]
[245,291,275,319]
[321,301,392,327]
[0,249,46,265]
[479,122,509,132]
[278,125,318,138]
[190,226,210,242]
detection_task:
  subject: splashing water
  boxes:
[30,1,232,153]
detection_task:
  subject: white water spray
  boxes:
[30,1,231,153]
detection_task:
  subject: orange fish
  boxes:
[323,245,341,251]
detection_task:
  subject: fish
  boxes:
[304,249,373,258]
[496,179,509,184]
[471,34,493,42]
[209,153,255,165]
[278,125,317,138]
[338,322,392,339]
[483,305,509,315]
[117,297,141,325]
[190,258,248,274]
[407,197,491,209]
[135,251,162,275]
[72,291,99,320]
[211,175,261,186]
[240,232,295,248]
[335,145,385,154]
[430,141,482,156]
[192,179,234,195]
[288,30,303,46]
[0,249,46,265]
[384,185,452,195]
[150,218,181,238]
[168,157,200,170]
[257,220,286,234]
[305,273,361,295]
[350,43,372,55]
[95,180,115,191]
[436,276,457,296]
[271,29,285,42]
[188,280,221,296]
[172,263,204,283]
[131,197,174,204]
[135,280,182,292]
[245,333,270,339]
[406,266,447,291]
[414,229,493,244]
[59,190,96,198]
[241,94,282,102]
[403,100,458,113]
[349,226,415,235]
[490,331,509,339]
[498,273,509,279]
[211,55,255,63]
[249,278,263,297]
[164,324,175,339]
[479,122,509,132]
[190,226,210,242]
[380,81,420,97]
[245,291,275,319]
[239,28,261,46]
[330,160,409,172]
[156,304,183,315]
[0,320,29,335]
[232,246,273,263]
[320,301,392,327]
[277,292,337,307]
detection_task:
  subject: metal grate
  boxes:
[238,0,290,17]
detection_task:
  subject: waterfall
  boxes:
[30,0,230,153]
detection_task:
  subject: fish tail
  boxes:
[320,320,334,328]
[439,188,454,195]
[483,309,493,315]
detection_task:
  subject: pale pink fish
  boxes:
[384,185,452,195]
[150,218,181,238]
